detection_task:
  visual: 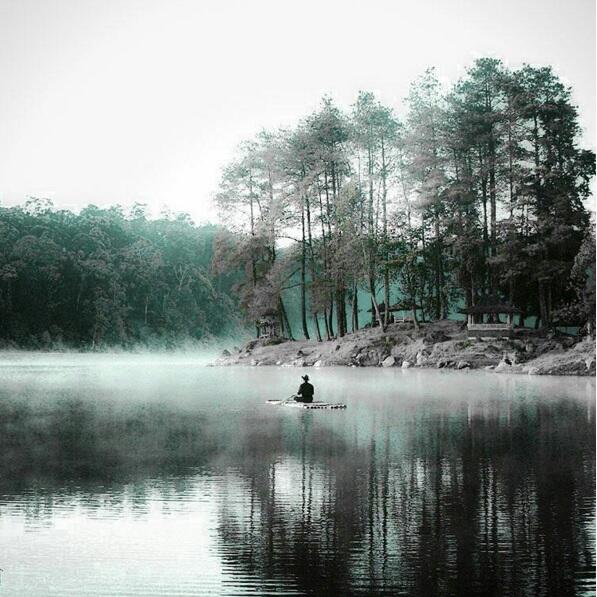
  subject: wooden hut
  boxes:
[460,296,520,338]
[368,301,421,325]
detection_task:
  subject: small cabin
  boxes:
[460,297,520,339]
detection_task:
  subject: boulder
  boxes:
[402,360,411,369]
[382,356,396,368]
[456,360,470,370]
[355,349,383,367]
[494,360,511,372]
[424,330,450,344]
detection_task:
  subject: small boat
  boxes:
[266,400,347,410]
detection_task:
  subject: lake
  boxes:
[0,353,594,596]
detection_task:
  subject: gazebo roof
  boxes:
[459,294,521,315]
[389,301,422,311]
[367,301,421,313]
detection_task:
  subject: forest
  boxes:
[215,58,596,341]
[0,200,241,348]
[0,58,595,349]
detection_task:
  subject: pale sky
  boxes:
[0,0,594,223]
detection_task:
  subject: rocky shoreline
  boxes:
[213,320,596,376]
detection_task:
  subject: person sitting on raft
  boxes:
[295,375,314,403]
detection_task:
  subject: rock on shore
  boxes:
[212,320,596,376]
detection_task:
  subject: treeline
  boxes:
[0,200,241,349]
[215,58,596,340]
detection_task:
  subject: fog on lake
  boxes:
[0,354,594,596]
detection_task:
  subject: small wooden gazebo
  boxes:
[460,295,521,338]
[368,301,421,325]
[389,301,422,323]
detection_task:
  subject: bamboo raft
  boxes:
[266,400,347,410]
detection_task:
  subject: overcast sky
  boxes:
[0,0,594,222]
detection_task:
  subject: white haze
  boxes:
[0,350,223,369]
[0,0,594,221]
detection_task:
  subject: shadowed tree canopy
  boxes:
[0,200,243,349]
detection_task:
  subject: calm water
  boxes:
[0,353,594,596]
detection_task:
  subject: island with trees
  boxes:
[213,58,596,375]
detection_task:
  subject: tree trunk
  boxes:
[383,270,390,326]
[507,104,515,218]
[488,132,497,260]
[367,139,377,326]
[312,312,322,342]
[279,297,294,340]
[434,210,443,320]
[249,176,258,337]
[352,282,359,332]
[369,276,385,332]
[538,281,548,330]
[336,284,346,338]
[300,201,310,340]
[323,307,331,341]
[363,244,385,332]
[411,305,419,330]
[249,178,257,288]
[381,136,391,327]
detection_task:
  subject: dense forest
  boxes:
[0,200,242,348]
[215,58,596,340]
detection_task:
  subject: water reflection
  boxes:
[213,397,595,596]
[0,364,593,596]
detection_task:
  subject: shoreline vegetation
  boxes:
[214,320,596,376]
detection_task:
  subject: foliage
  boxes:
[0,201,242,349]
[215,58,595,338]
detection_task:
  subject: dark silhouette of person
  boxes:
[295,375,314,403]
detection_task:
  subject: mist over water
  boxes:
[0,356,594,596]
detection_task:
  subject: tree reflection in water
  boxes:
[0,375,593,596]
[213,400,595,596]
